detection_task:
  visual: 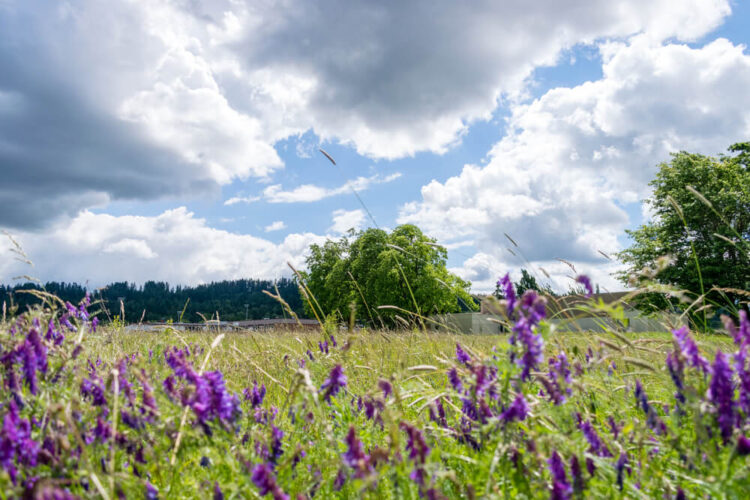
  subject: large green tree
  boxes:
[301,224,476,326]
[618,143,750,313]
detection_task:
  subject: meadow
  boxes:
[1,283,749,499]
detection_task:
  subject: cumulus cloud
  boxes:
[263,173,401,203]
[0,208,325,286]
[329,209,366,234]
[400,37,750,292]
[0,0,732,228]
[264,220,286,232]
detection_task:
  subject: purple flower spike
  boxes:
[548,451,571,500]
[213,482,224,500]
[456,343,471,365]
[342,427,373,479]
[575,275,593,298]
[708,351,735,443]
[580,420,611,457]
[244,381,267,408]
[251,464,289,500]
[737,435,750,456]
[615,452,629,491]
[498,274,517,314]
[378,379,393,399]
[320,365,347,402]
[672,326,710,374]
[500,394,529,422]
[447,368,463,393]
[401,422,430,464]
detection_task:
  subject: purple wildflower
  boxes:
[666,353,686,403]
[615,452,629,491]
[320,365,347,402]
[456,343,471,365]
[708,351,735,443]
[35,487,79,500]
[251,464,289,500]
[244,381,267,408]
[318,340,329,355]
[500,394,529,422]
[270,425,284,465]
[498,274,517,315]
[672,326,710,374]
[447,368,463,393]
[401,422,430,464]
[145,482,159,500]
[378,379,393,399]
[342,427,373,479]
[213,482,224,500]
[580,420,611,457]
[737,435,750,455]
[575,275,593,298]
[548,451,571,500]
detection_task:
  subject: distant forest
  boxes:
[0,278,306,323]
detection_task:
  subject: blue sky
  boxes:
[1,0,749,292]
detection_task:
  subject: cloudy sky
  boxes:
[1,0,749,293]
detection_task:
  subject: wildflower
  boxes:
[251,464,289,500]
[615,452,629,491]
[35,486,79,500]
[498,274,517,314]
[546,353,572,405]
[318,340,329,355]
[378,379,393,399]
[548,451,571,500]
[708,352,735,443]
[500,394,529,422]
[213,482,224,500]
[320,365,347,402]
[306,350,314,361]
[270,425,284,465]
[0,400,39,483]
[333,468,347,491]
[575,275,593,298]
[737,435,750,456]
[580,420,611,457]
[672,326,710,374]
[447,368,463,393]
[145,482,159,500]
[456,343,471,365]
[429,397,447,428]
[244,381,267,408]
[342,427,373,478]
[724,311,750,346]
[401,422,430,464]
[666,353,686,403]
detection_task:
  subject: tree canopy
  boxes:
[618,142,750,314]
[301,224,476,326]
[1,278,304,323]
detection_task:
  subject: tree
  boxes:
[494,268,556,299]
[301,224,476,327]
[618,143,750,318]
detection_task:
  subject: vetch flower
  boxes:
[498,274,517,315]
[548,451,571,500]
[575,275,593,298]
[580,420,611,457]
[320,365,347,402]
[447,368,463,393]
[500,394,529,422]
[251,464,289,500]
[342,427,373,479]
[672,327,710,374]
[708,351,735,443]
[456,343,471,365]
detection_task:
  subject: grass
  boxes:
[3,295,750,499]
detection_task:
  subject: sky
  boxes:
[1,0,749,294]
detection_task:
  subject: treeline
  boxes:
[0,278,306,323]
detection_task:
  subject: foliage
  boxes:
[494,268,556,299]
[301,224,476,326]
[2,281,750,498]
[1,278,305,323]
[618,143,750,316]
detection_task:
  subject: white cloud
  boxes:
[0,0,733,228]
[263,172,402,203]
[329,209,366,234]
[264,220,286,232]
[0,208,325,286]
[400,37,750,292]
[224,195,260,206]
